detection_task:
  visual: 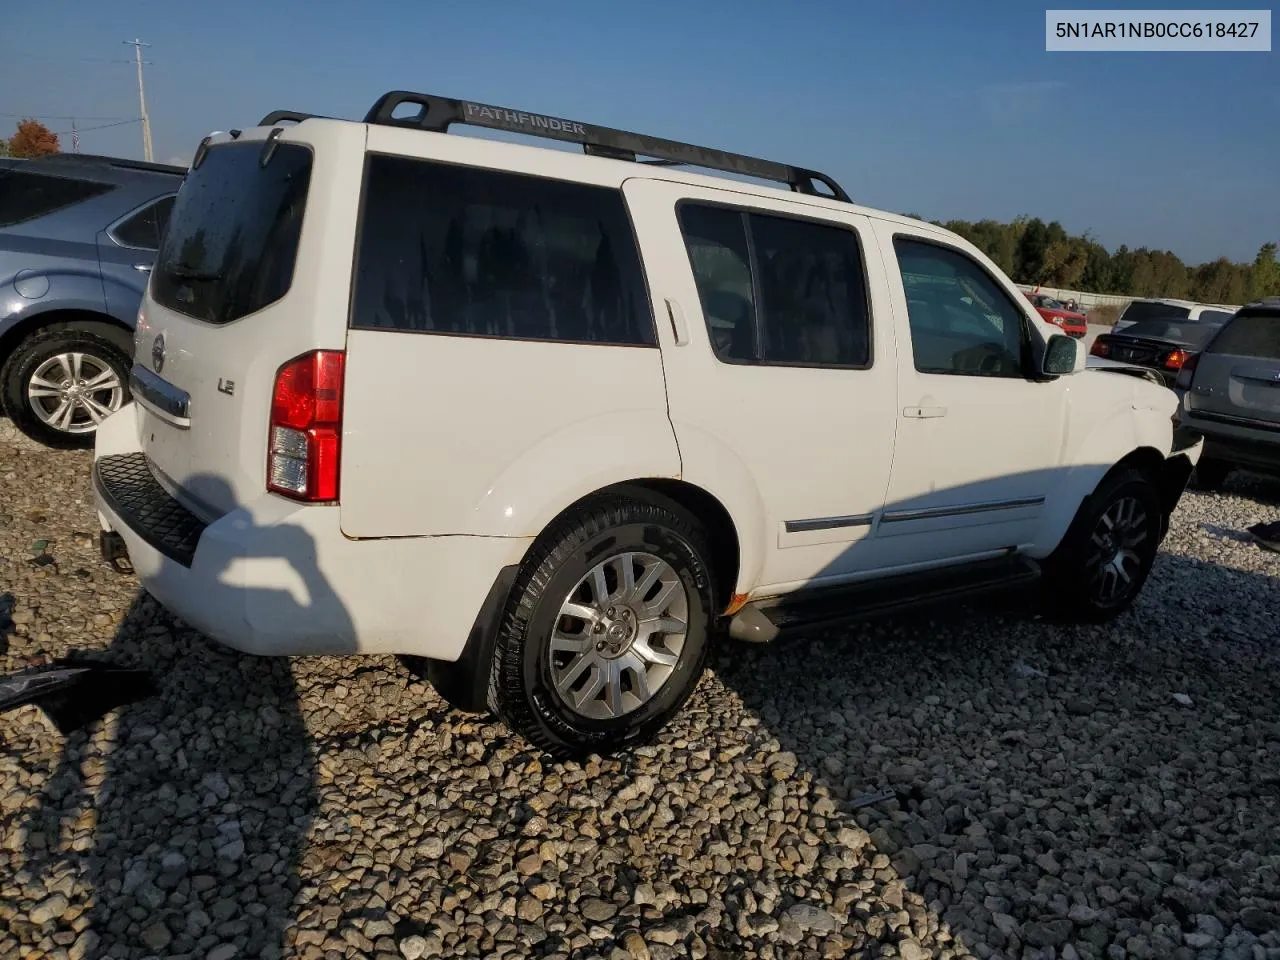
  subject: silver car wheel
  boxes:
[548,551,689,721]
[27,352,124,435]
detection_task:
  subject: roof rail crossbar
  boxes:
[257,110,329,126]
[358,90,850,202]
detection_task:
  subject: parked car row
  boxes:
[1113,296,1239,332]
[86,89,1206,755]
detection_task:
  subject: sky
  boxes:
[2,0,1276,265]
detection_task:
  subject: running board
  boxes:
[727,555,1041,643]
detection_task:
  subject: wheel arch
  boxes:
[0,308,134,371]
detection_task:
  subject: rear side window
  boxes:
[111,195,175,250]
[677,203,870,367]
[1199,309,1235,324]
[1122,300,1190,323]
[0,170,114,227]
[350,155,654,346]
[152,142,312,325]
[1208,314,1280,360]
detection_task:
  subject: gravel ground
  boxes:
[2,418,1279,960]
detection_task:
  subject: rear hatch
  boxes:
[1185,311,1280,428]
[132,123,364,518]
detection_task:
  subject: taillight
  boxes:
[1174,351,1200,390]
[267,350,345,502]
[1091,339,1111,358]
[1163,348,1189,371]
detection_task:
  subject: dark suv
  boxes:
[0,153,185,447]
[1177,298,1280,489]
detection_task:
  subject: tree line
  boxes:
[902,213,1279,304]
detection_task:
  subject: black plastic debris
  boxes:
[0,658,157,734]
[1247,521,1280,554]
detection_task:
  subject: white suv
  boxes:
[92,91,1203,756]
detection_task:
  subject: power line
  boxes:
[0,113,134,121]
[51,118,141,136]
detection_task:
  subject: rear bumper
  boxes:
[92,405,532,659]
[1179,409,1280,475]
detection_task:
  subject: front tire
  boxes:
[1,328,131,449]
[1043,467,1162,623]
[490,494,715,759]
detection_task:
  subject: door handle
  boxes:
[664,298,690,346]
[133,264,152,273]
[903,405,947,419]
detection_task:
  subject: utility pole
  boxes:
[123,38,153,162]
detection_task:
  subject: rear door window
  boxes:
[350,155,655,346]
[111,195,176,250]
[677,202,871,367]
[1207,314,1280,360]
[152,142,312,325]
[0,170,115,227]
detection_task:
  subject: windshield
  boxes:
[1121,300,1190,323]
[1121,319,1220,347]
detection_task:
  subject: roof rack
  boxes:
[37,153,186,175]
[257,91,850,202]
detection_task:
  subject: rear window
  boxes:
[152,141,312,325]
[349,155,654,346]
[1207,313,1280,360]
[1122,319,1219,347]
[0,169,115,227]
[1121,300,1190,323]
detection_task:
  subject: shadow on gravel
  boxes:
[18,477,338,960]
[711,553,1280,958]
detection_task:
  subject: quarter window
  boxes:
[350,156,655,346]
[112,195,175,250]
[893,238,1027,378]
[677,203,871,367]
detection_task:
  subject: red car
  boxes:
[1025,293,1089,338]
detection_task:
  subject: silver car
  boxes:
[1177,299,1280,489]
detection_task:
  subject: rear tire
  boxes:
[1190,457,1231,492]
[1,328,131,449]
[490,495,715,759]
[1042,467,1163,623]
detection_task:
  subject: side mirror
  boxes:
[1042,334,1078,376]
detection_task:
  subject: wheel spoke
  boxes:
[644,580,679,615]
[550,630,589,655]
[617,554,636,601]
[70,352,85,382]
[640,615,686,636]
[605,660,624,717]
[44,399,73,429]
[572,663,606,710]
[554,650,595,696]
[560,602,599,624]
[631,634,678,667]
[55,354,74,383]
[84,368,121,390]
[623,656,652,704]
[78,397,107,424]
[27,380,61,399]
[29,374,62,393]
[590,565,611,606]
[634,559,663,603]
